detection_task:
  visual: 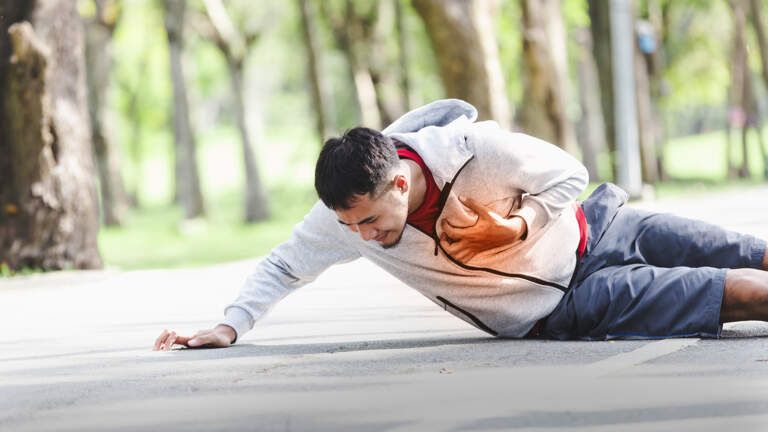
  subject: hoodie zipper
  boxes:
[431,155,474,255]
[437,295,498,336]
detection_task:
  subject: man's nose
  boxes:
[358,225,377,241]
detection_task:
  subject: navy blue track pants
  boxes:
[541,183,767,340]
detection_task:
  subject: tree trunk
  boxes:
[351,62,383,129]
[748,0,768,177]
[574,27,605,182]
[298,0,328,144]
[646,0,668,180]
[519,0,578,154]
[412,0,511,129]
[227,58,269,222]
[367,1,406,126]
[728,0,750,178]
[741,60,758,178]
[0,0,102,271]
[120,65,144,206]
[750,0,768,91]
[634,39,659,183]
[162,0,205,219]
[200,0,269,223]
[725,84,736,179]
[394,0,411,111]
[84,0,130,226]
[588,0,617,180]
[321,1,383,129]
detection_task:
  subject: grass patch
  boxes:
[662,129,767,180]
[99,183,317,270]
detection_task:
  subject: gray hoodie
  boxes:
[220,99,589,339]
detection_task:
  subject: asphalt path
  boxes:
[1,184,768,431]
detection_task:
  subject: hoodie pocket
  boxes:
[436,296,498,336]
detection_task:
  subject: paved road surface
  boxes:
[1,184,767,431]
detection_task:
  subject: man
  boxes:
[154,99,768,350]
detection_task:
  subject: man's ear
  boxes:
[394,174,408,192]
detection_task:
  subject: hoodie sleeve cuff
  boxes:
[217,306,255,344]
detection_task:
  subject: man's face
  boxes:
[335,185,409,249]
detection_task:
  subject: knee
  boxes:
[762,247,768,271]
[722,269,768,321]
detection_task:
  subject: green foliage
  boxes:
[496,1,523,106]
[661,1,731,110]
[99,182,317,270]
[0,262,46,278]
[86,0,768,271]
[99,127,767,270]
[563,0,590,28]
[397,0,443,108]
[663,129,767,180]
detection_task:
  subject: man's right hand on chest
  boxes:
[153,324,236,351]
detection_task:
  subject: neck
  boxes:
[403,159,426,214]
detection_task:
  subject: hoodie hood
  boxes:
[383,99,479,187]
[382,99,478,135]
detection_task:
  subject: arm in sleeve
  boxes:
[474,126,589,237]
[217,201,361,342]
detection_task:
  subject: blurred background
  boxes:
[1,0,766,274]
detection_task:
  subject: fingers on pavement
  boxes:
[164,331,177,350]
[153,329,169,351]
[153,329,190,351]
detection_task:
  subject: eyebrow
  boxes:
[337,216,376,226]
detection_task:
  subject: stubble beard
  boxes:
[381,223,407,249]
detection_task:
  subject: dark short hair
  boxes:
[314,127,399,210]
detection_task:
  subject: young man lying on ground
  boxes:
[154,99,768,350]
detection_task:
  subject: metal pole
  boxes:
[610,0,643,198]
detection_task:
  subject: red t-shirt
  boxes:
[397,147,441,236]
[396,146,588,260]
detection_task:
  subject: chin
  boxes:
[381,228,406,249]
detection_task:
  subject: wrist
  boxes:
[215,324,237,344]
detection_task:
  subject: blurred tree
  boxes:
[321,0,380,128]
[643,0,668,180]
[0,0,102,271]
[588,0,617,179]
[322,0,406,128]
[298,0,329,144]
[574,27,605,181]
[589,0,670,183]
[162,0,205,219]
[83,0,131,226]
[394,0,412,111]
[412,0,511,129]
[519,0,578,154]
[634,19,659,183]
[727,0,754,179]
[116,53,147,207]
[193,0,269,222]
[747,0,768,177]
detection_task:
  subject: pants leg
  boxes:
[542,264,727,340]
[578,183,766,278]
[600,207,766,270]
[545,182,764,341]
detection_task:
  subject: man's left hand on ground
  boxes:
[440,196,527,262]
[153,325,235,351]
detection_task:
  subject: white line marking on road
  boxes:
[582,338,700,377]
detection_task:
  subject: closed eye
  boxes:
[338,217,377,226]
